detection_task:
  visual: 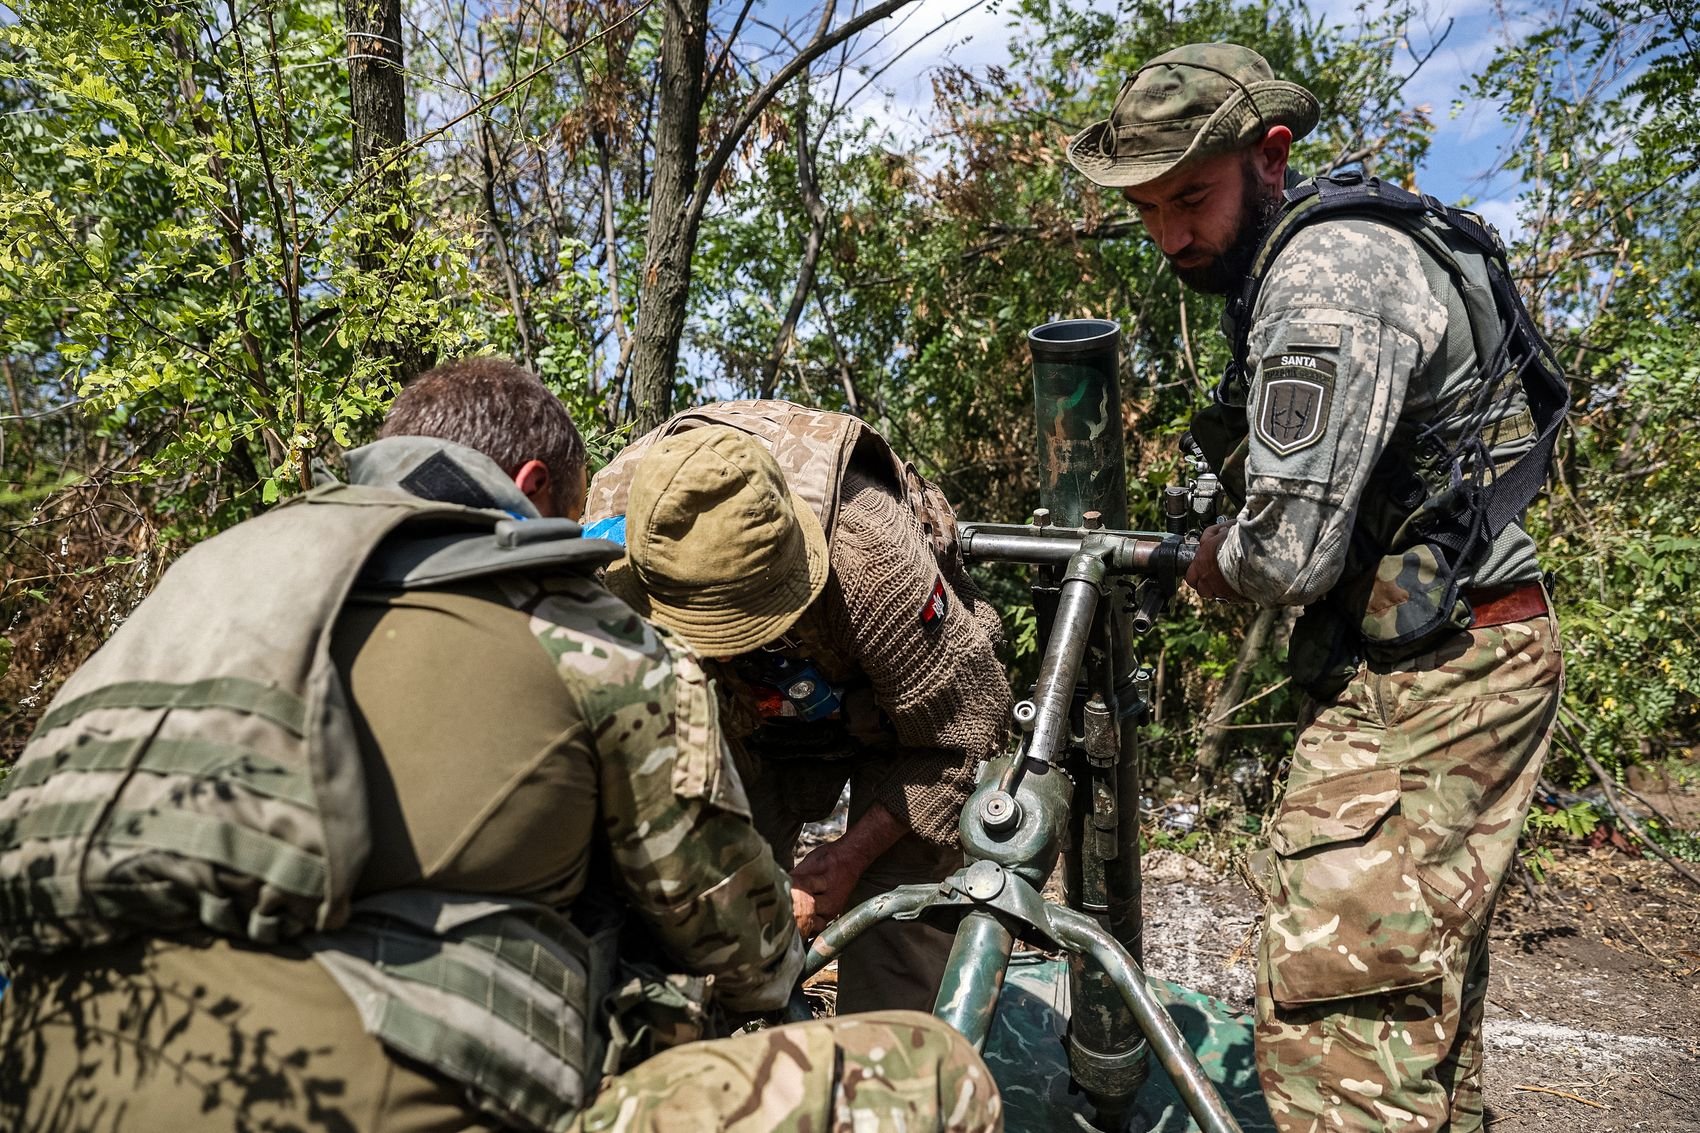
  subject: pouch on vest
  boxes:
[307,888,622,1133]
[600,956,714,1077]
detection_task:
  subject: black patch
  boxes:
[399,451,503,511]
[1256,353,1336,456]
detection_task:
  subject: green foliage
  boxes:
[0,0,491,509]
[1521,800,1603,881]
[1473,0,1700,779]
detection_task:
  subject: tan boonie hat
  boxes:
[605,425,830,656]
[1068,42,1319,189]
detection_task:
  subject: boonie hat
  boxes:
[1068,42,1319,189]
[604,426,830,656]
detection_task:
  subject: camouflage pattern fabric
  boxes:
[498,570,804,1013]
[1217,216,1542,610]
[571,1010,1002,1133]
[1251,613,1563,1132]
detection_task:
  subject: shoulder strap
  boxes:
[361,517,623,589]
[585,401,964,573]
[1231,173,1570,551]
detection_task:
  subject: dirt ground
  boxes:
[1140,845,1700,1131]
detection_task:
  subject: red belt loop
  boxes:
[1465,581,1549,628]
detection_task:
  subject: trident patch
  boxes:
[1255,353,1336,456]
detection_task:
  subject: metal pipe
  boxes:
[801,884,936,979]
[1049,907,1245,1133]
[931,910,1015,1050]
[1023,568,1102,769]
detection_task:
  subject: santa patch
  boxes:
[1255,353,1336,456]
[920,576,948,631]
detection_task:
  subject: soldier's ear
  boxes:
[512,459,557,517]
[1253,126,1292,190]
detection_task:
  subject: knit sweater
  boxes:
[782,468,1011,845]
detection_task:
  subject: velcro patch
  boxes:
[399,451,503,511]
[1255,354,1337,457]
[920,576,948,631]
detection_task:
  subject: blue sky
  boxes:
[757,0,1538,238]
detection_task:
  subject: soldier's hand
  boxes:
[1185,521,1244,603]
[790,884,826,938]
[791,844,861,926]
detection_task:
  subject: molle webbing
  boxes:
[307,890,620,1133]
[0,483,618,960]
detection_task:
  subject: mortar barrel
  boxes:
[1030,319,1129,528]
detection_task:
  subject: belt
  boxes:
[1465,581,1548,628]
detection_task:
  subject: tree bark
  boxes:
[627,0,916,432]
[759,83,829,398]
[627,0,709,432]
[345,0,433,379]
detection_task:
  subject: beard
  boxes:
[1171,161,1284,296]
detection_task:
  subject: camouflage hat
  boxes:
[1068,42,1319,189]
[605,426,830,656]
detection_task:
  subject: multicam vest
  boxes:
[1195,174,1569,693]
[586,399,965,579]
[0,438,624,1132]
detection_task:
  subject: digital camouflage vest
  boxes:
[1192,174,1569,693]
[0,438,624,1132]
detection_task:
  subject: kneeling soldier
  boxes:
[0,360,1001,1133]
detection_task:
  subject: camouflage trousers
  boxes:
[1253,613,1563,1133]
[571,1009,1002,1133]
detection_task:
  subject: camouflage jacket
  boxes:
[1217,211,1543,609]
[0,437,801,1132]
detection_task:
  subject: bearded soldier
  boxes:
[0,360,1001,1133]
[585,402,1011,1016]
[1067,43,1567,1133]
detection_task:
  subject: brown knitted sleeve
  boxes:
[824,471,1012,846]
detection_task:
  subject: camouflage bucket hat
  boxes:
[605,426,830,656]
[1068,42,1319,189]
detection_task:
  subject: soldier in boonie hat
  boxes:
[1069,40,1567,1133]
[604,426,831,655]
[1068,42,1318,189]
[1069,42,1319,296]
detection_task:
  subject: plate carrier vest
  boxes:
[0,459,624,1132]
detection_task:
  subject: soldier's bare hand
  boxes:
[1185,521,1244,602]
[791,844,860,924]
[790,884,825,938]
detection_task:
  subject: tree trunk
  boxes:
[1194,606,1279,776]
[345,0,433,380]
[627,0,709,432]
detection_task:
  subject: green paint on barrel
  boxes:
[1030,319,1129,528]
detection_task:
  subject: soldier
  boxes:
[585,401,1010,1015]
[0,359,1001,1133]
[1068,43,1566,1133]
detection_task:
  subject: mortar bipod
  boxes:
[792,530,1239,1133]
[798,864,1241,1133]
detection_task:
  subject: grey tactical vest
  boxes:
[0,437,624,1132]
